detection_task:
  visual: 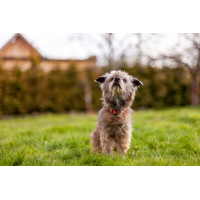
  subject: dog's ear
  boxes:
[132,78,143,87]
[95,76,107,83]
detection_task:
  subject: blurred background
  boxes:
[0,33,199,116]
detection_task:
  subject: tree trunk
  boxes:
[137,33,142,65]
[0,81,5,116]
[107,33,115,71]
[84,73,93,113]
[191,74,199,106]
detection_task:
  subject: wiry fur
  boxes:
[90,70,143,157]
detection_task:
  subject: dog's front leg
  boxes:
[117,133,132,158]
[116,142,122,156]
[100,132,113,155]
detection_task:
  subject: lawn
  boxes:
[0,106,200,166]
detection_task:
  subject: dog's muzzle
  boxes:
[113,77,121,88]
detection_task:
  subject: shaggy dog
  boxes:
[90,70,143,157]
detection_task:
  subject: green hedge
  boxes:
[0,63,196,115]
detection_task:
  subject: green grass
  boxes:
[0,106,200,166]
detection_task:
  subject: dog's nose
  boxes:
[115,77,120,82]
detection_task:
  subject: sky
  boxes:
[0,33,95,60]
[0,33,180,66]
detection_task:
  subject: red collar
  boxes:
[111,110,123,115]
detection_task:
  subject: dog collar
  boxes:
[111,110,123,115]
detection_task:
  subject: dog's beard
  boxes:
[105,84,126,108]
[113,82,121,89]
[104,82,134,108]
[111,82,123,95]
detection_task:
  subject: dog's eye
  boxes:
[123,79,126,83]
[111,78,114,81]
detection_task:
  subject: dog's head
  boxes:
[96,70,143,108]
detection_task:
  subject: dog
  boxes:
[90,70,143,157]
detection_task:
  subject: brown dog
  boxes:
[90,70,143,157]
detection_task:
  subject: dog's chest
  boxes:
[103,116,129,137]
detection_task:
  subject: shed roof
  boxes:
[0,33,43,59]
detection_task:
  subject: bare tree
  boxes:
[136,33,142,64]
[96,33,115,71]
[69,33,145,71]
[149,33,200,106]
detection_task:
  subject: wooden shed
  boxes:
[0,33,96,72]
